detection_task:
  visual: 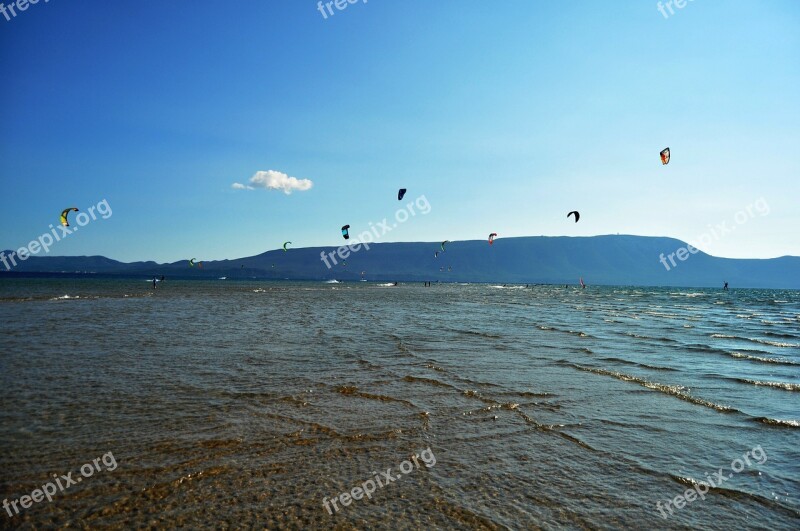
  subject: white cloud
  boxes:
[232,170,313,194]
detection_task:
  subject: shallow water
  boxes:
[1,279,798,529]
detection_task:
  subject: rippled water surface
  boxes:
[1,279,798,529]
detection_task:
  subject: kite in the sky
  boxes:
[60,208,79,227]
[189,258,196,267]
[568,211,580,223]
[440,240,449,252]
[341,225,350,240]
[283,241,292,251]
[398,188,407,200]
[660,147,670,165]
[488,233,498,245]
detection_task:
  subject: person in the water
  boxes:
[724,281,729,290]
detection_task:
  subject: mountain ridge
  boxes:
[2,235,798,288]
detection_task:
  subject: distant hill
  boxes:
[2,235,799,288]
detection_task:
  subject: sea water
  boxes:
[1,279,797,528]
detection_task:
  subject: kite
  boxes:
[189,258,196,267]
[60,208,79,227]
[568,211,580,223]
[660,147,670,165]
[398,188,407,200]
[488,233,498,245]
[440,240,449,252]
[341,225,351,240]
[283,241,292,251]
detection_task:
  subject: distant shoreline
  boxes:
[1,272,798,291]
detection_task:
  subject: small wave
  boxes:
[571,365,737,413]
[624,332,679,344]
[402,375,456,389]
[749,339,800,348]
[644,311,682,319]
[752,338,799,348]
[49,294,99,301]
[754,417,800,428]
[733,379,800,392]
[0,296,35,303]
[711,334,799,348]
[424,362,446,372]
[763,330,800,340]
[335,386,417,407]
[601,356,678,372]
[324,280,340,284]
[514,390,556,398]
[450,329,502,339]
[728,351,800,366]
[563,330,593,338]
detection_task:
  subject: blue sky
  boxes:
[1,0,798,262]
